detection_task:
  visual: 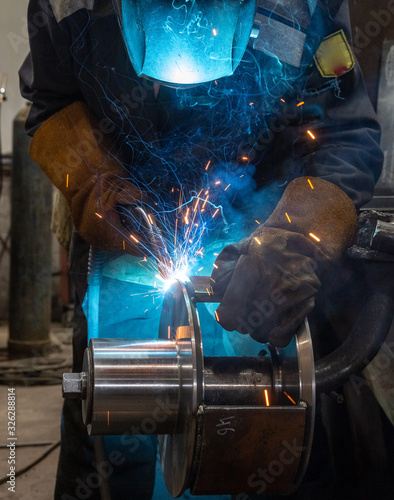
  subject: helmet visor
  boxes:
[114,0,256,85]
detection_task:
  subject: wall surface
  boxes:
[0,1,30,320]
[0,1,64,321]
[0,0,30,155]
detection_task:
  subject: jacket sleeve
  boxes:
[292,0,383,210]
[19,0,85,135]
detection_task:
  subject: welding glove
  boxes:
[30,101,148,254]
[211,177,357,347]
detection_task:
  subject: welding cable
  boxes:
[315,260,394,394]
[0,333,72,385]
[0,357,71,385]
[93,436,112,500]
[0,440,61,485]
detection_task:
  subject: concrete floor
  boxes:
[0,323,72,500]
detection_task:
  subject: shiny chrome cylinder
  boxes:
[81,338,193,435]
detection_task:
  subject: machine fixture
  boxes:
[63,276,315,496]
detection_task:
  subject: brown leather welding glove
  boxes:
[30,101,148,254]
[211,177,358,347]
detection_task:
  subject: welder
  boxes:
[19,0,383,499]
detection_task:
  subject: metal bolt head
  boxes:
[62,372,86,399]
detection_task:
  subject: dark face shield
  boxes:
[113,0,257,85]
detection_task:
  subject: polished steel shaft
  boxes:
[81,339,193,435]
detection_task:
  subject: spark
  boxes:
[215,180,221,185]
[107,411,110,426]
[297,101,304,107]
[284,391,296,405]
[210,277,215,282]
[309,233,320,242]
[307,130,316,140]
[212,28,217,36]
[254,237,261,245]
[202,194,209,209]
[224,183,231,191]
[95,212,102,218]
[249,102,254,106]
[198,267,203,271]
[123,240,125,250]
[66,174,69,188]
[264,389,270,406]
[255,220,260,225]
[212,208,219,218]
[148,214,154,225]
[241,156,248,161]
[285,212,291,223]
[307,178,314,189]
[130,234,139,243]
[280,98,286,102]
[213,263,218,269]
[215,310,219,322]
[206,287,211,295]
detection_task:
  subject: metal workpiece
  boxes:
[202,356,274,406]
[62,277,315,497]
[81,338,193,435]
[190,405,307,496]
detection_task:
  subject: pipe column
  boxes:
[8,105,53,356]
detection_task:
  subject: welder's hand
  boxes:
[212,177,358,347]
[30,101,150,255]
[212,228,321,347]
[69,172,148,254]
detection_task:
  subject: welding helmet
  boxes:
[113,0,257,85]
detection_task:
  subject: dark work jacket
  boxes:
[19,0,383,229]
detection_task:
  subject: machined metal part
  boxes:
[63,276,315,497]
[81,338,193,436]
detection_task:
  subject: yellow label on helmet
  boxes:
[314,30,355,78]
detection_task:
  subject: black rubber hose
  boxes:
[315,261,394,394]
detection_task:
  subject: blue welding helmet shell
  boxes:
[113,0,257,85]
